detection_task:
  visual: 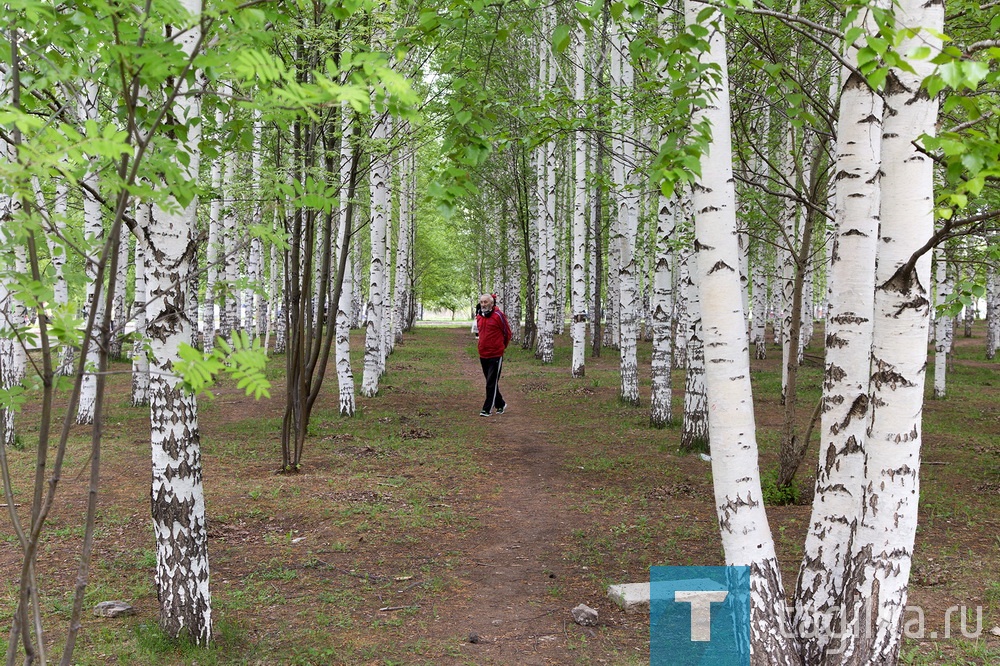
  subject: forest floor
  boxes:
[1,323,999,665]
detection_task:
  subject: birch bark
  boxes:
[835,0,943,659]
[680,243,707,451]
[793,12,884,654]
[614,19,640,406]
[132,204,150,407]
[393,145,412,346]
[76,79,103,425]
[570,23,587,378]
[933,247,951,399]
[650,190,675,427]
[536,9,557,365]
[362,112,389,396]
[686,2,799,661]
[143,0,212,642]
[987,262,999,360]
[752,250,767,360]
[203,102,224,351]
[220,134,238,340]
[336,105,356,416]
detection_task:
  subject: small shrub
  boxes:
[761,472,800,506]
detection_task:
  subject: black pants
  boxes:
[480,356,505,413]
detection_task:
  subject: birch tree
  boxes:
[613,19,640,406]
[686,1,800,660]
[336,104,357,416]
[988,261,999,360]
[649,192,675,427]
[362,114,389,396]
[933,247,953,398]
[141,0,212,642]
[76,78,103,426]
[793,3,885,652]
[833,0,943,658]
[570,22,588,378]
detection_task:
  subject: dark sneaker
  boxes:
[479,410,491,417]
[496,405,506,415]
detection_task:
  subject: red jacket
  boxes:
[476,308,511,358]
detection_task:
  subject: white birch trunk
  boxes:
[615,20,640,406]
[351,234,363,330]
[41,178,74,374]
[220,134,238,340]
[680,250,707,450]
[267,208,282,354]
[507,213,523,345]
[0,153,20,446]
[203,113,223,350]
[538,166,558,363]
[987,263,999,360]
[570,23,587,378]
[362,113,389,396]
[393,144,412,346]
[603,212,621,350]
[752,251,767,360]
[650,191,676,427]
[686,2,799,661]
[836,0,943,659]
[110,222,129,358]
[76,78,103,425]
[383,146,395,358]
[673,220,690,369]
[794,17,884,656]
[933,248,951,399]
[132,204,151,407]
[536,9,557,365]
[649,3,676,420]
[779,123,798,403]
[336,105,356,416]
[248,108,264,339]
[144,1,211,642]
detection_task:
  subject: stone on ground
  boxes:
[571,603,599,626]
[93,601,134,618]
[607,582,649,612]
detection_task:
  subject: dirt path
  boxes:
[383,326,656,665]
[426,330,591,663]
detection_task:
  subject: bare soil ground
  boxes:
[1,324,999,665]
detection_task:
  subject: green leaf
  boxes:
[552,24,571,53]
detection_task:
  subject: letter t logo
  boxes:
[674,590,729,642]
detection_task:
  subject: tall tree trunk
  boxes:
[752,247,768,360]
[220,124,238,341]
[793,16,883,655]
[590,130,605,358]
[393,141,412,346]
[987,261,999,360]
[835,0,943,659]
[686,1,799,661]
[613,18,639,405]
[570,22,587,378]
[650,191,675,427]
[203,101,223,351]
[132,205,151,407]
[144,1,211,641]
[109,222,129,359]
[535,25,558,366]
[933,247,952,399]
[680,244,707,452]
[76,79,103,426]
[361,112,389,397]
[336,104,357,417]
